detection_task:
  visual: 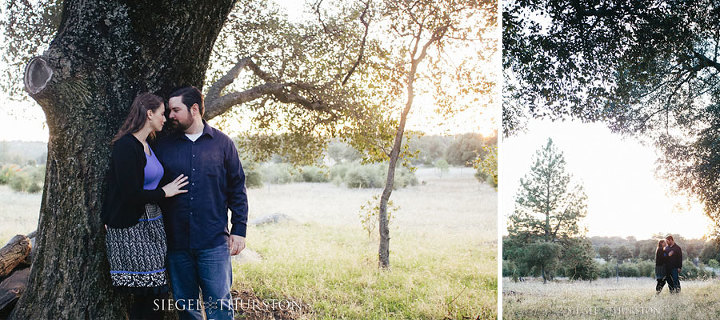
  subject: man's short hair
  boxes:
[169,86,204,117]
[666,235,674,241]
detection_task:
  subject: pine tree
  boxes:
[506,138,589,283]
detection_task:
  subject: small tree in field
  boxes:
[508,138,588,243]
[371,0,496,269]
[434,158,449,176]
[506,138,588,283]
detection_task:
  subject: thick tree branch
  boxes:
[205,57,254,105]
[204,56,339,120]
[692,51,720,72]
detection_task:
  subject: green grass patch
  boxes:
[233,223,496,319]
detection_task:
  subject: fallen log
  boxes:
[0,267,30,316]
[0,235,31,279]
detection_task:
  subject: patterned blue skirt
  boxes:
[655,265,665,280]
[106,203,168,291]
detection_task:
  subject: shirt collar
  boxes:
[201,120,215,138]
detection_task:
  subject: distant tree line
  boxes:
[0,132,493,193]
[505,233,719,281]
[0,141,47,166]
[590,235,708,262]
[238,132,496,189]
[0,141,47,193]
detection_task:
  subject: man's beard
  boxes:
[171,118,192,131]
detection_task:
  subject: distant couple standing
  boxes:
[655,235,682,294]
[101,86,248,319]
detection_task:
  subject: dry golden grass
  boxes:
[237,168,497,319]
[0,185,41,244]
[503,277,720,319]
[248,168,495,240]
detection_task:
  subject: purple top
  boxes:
[143,146,164,190]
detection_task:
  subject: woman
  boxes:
[101,92,188,319]
[655,239,668,294]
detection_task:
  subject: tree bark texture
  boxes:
[12,0,236,318]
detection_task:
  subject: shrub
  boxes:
[259,163,331,184]
[0,165,19,185]
[681,260,714,280]
[358,194,396,238]
[7,165,44,193]
[261,163,301,184]
[502,260,515,277]
[434,159,449,174]
[709,259,719,269]
[300,166,329,183]
[244,168,263,188]
[345,165,383,188]
[635,260,655,277]
[342,162,418,189]
[618,264,640,277]
[598,262,615,278]
[331,175,344,187]
[329,162,352,180]
[394,167,419,188]
[9,171,28,192]
[27,182,42,193]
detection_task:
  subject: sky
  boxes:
[0,0,497,142]
[500,119,714,240]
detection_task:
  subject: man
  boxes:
[155,86,248,319]
[665,235,682,294]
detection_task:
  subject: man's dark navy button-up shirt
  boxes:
[154,121,248,250]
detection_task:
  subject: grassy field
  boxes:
[503,277,720,319]
[0,185,41,244]
[0,167,496,319]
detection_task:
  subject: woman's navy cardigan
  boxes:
[101,134,165,228]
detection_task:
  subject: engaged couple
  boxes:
[101,87,249,319]
[655,235,682,295]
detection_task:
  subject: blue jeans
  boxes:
[168,244,234,320]
[667,268,681,293]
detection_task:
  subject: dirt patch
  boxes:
[232,288,313,320]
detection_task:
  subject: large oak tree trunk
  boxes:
[12,1,236,318]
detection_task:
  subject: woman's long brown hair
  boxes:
[656,239,666,255]
[112,93,164,143]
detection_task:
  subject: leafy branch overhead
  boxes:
[503,0,720,228]
[205,0,395,165]
[2,0,495,168]
[504,0,720,136]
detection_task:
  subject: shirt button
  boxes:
[192,168,195,171]
[192,183,195,186]
[193,155,195,158]
[191,197,194,200]
[190,212,193,215]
